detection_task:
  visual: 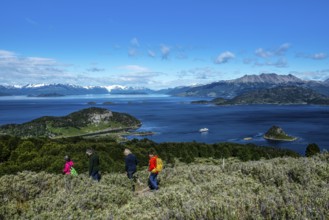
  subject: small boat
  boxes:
[199,128,209,133]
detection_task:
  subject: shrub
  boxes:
[0,153,328,219]
[305,143,320,157]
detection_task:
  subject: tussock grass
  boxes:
[1,153,328,219]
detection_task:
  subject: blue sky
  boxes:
[0,0,328,89]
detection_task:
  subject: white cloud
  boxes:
[275,43,291,56]
[297,52,328,60]
[214,51,235,64]
[289,69,329,81]
[311,53,327,60]
[255,48,272,58]
[130,37,140,47]
[128,48,138,57]
[148,50,156,58]
[118,65,149,72]
[160,45,170,60]
[255,43,291,58]
[254,58,288,68]
[87,67,105,72]
[0,50,16,58]
[178,67,221,80]
[0,49,75,85]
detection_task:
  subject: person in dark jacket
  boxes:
[86,149,101,181]
[124,148,138,191]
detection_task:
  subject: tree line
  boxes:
[0,135,300,176]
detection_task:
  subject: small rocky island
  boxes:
[263,125,297,141]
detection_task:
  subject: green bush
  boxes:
[0,153,328,219]
[305,143,320,157]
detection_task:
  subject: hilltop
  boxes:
[0,107,141,138]
[0,153,328,219]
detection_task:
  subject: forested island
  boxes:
[0,107,141,138]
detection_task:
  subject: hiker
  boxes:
[124,148,138,191]
[86,149,101,181]
[62,155,74,175]
[148,150,159,190]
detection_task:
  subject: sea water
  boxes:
[1,94,328,155]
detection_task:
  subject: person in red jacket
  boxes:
[148,150,159,190]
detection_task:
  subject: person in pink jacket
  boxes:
[62,155,74,175]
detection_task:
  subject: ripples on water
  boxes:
[0,95,328,155]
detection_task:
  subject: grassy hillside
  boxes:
[0,107,141,138]
[0,153,328,219]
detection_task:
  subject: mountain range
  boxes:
[0,84,154,96]
[192,86,329,105]
[1,73,329,98]
[168,73,329,98]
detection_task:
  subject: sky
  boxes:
[0,0,328,89]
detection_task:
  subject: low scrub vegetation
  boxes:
[0,153,328,219]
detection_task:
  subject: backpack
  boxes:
[70,167,78,176]
[155,157,163,173]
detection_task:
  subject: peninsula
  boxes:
[192,86,329,105]
[0,107,141,138]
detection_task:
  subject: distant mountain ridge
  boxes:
[0,84,108,96]
[230,73,303,84]
[0,84,157,96]
[1,73,329,97]
[168,73,329,98]
[193,86,329,105]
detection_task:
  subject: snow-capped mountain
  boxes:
[0,83,157,96]
[0,84,109,96]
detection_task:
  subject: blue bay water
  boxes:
[0,94,328,155]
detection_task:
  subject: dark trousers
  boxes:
[127,170,136,191]
[149,173,158,190]
[91,171,101,182]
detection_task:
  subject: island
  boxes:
[103,101,114,105]
[0,107,141,139]
[263,125,297,141]
[27,93,65,97]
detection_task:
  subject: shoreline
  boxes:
[263,135,297,142]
